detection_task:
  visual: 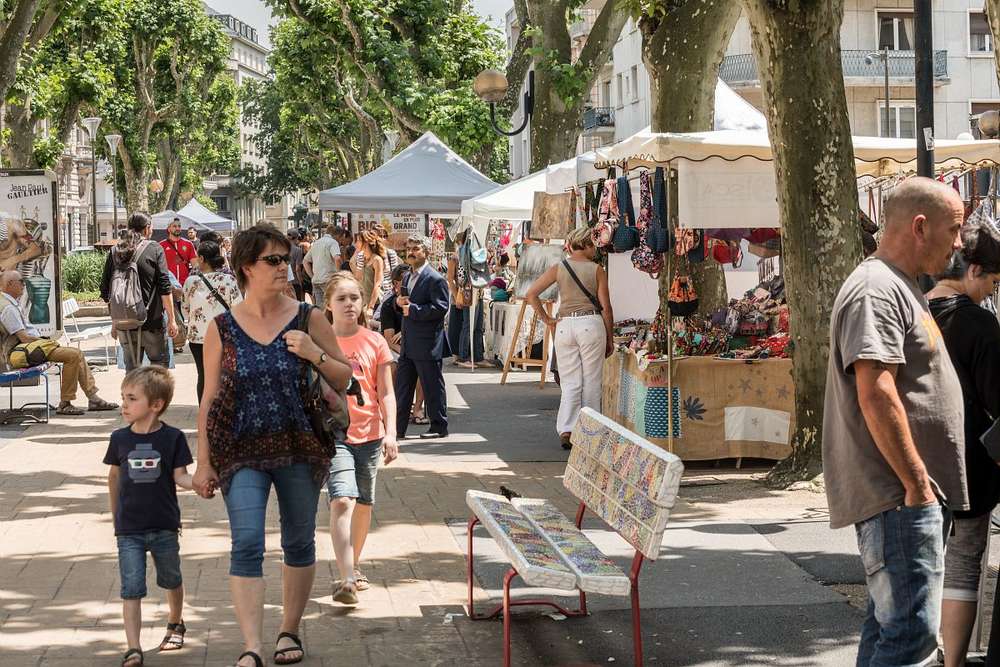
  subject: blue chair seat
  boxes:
[0,362,53,424]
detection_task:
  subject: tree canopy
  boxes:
[249,0,508,200]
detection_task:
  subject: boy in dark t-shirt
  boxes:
[103,367,193,667]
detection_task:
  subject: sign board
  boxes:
[530,191,573,239]
[0,170,60,335]
[353,212,428,251]
[677,157,780,229]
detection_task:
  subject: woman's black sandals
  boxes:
[274,631,304,665]
[158,620,186,651]
[121,648,143,666]
[236,650,263,667]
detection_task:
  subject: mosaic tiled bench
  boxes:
[465,407,684,667]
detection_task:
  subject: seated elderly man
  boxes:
[0,270,117,415]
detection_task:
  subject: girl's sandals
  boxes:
[236,650,263,667]
[121,648,143,667]
[273,632,304,665]
[333,580,359,605]
[353,569,371,591]
[158,620,186,651]
[411,413,429,425]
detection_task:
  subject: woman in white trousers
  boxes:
[526,228,614,449]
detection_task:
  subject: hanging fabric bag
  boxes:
[631,243,664,278]
[646,167,671,253]
[612,175,640,252]
[592,177,617,248]
[667,273,699,317]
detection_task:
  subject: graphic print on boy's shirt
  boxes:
[103,424,192,535]
[127,443,162,483]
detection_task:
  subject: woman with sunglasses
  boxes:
[192,224,352,667]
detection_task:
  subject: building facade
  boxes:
[204,6,273,229]
[507,1,1000,176]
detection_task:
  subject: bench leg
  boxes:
[467,516,481,618]
[630,553,646,667]
[503,567,516,667]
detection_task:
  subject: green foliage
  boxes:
[524,26,593,107]
[61,252,106,293]
[256,0,507,195]
[64,290,102,304]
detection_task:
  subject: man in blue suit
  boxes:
[396,234,450,439]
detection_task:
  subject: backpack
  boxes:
[462,231,492,288]
[109,240,155,331]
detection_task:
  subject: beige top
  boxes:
[556,259,600,317]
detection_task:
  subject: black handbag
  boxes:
[296,303,351,449]
[646,168,671,253]
[612,175,640,252]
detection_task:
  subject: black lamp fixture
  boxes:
[474,68,534,137]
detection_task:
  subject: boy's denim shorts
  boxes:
[327,439,382,505]
[116,530,182,600]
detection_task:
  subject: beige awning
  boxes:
[594,130,1000,178]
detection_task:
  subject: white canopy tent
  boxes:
[457,79,771,238]
[317,131,498,215]
[151,198,234,233]
[594,129,1000,177]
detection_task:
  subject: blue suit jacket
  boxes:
[401,265,450,361]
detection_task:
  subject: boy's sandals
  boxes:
[236,650,263,667]
[158,620,186,651]
[121,648,143,667]
[56,401,85,416]
[333,580,359,605]
[274,632,304,665]
[354,569,371,591]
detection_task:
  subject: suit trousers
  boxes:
[395,355,447,437]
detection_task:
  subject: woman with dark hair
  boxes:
[352,231,385,320]
[182,241,242,403]
[927,219,1000,667]
[191,224,352,667]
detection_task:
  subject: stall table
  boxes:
[603,351,794,461]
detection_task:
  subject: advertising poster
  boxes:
[0,170,60,335]
[353,212,430,251]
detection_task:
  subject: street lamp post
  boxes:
[865,49,891,138]
[81,116,101,245]
[474,69,534,137]
[105,133,122,236]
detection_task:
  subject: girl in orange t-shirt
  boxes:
[323,272,398,604]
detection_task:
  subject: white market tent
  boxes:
[457,79,769,237]
[151,198,234,233]
[594,129,1000,177]
[317,131,498,215]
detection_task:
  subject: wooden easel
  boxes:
[500,298,554,388]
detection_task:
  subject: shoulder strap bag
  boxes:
[199,273,230,311]
[561,260,602,313]
[296,303,350,450]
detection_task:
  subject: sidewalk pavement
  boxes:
[0,330,871,665]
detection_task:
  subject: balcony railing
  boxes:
[582,107,615,131]
[719,50,949,86]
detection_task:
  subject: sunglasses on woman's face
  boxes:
[257,254,291,267]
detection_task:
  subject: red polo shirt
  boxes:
[160,237,197,286]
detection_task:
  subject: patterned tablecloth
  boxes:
[601,351,795,461]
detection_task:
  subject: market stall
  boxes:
[585,129,1000,460]
[151,198,234,234]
